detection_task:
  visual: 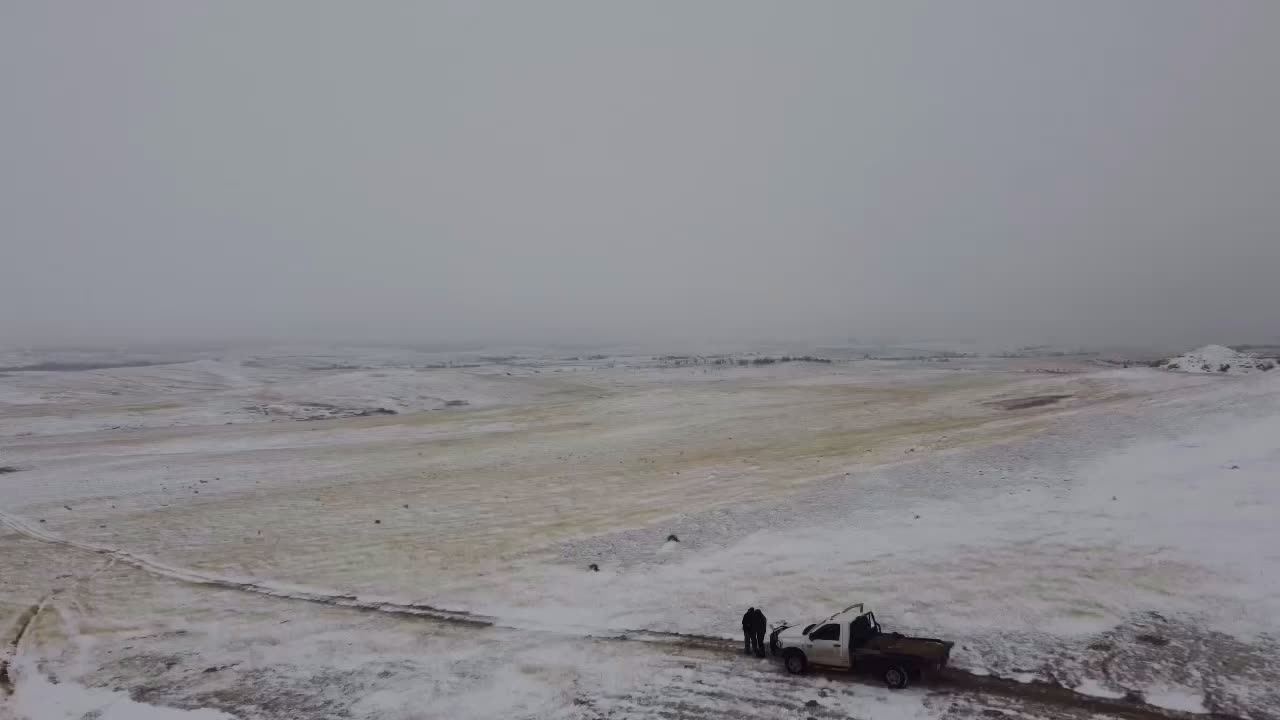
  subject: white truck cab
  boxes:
[769,603,953,689]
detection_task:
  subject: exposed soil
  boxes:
[0,602,42,695]
[987,395,1073,410]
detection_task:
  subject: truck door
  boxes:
[806,623,843,666]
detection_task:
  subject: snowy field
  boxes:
[1,346,1277,719]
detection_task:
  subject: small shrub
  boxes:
[1202,363,1212,372]
[1219,364,1231,373]
[1166,362,1179,370]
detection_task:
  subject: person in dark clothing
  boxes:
[742,608,756,654]
[752,608,768,657]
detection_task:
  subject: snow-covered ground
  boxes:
[1,346,1277,719]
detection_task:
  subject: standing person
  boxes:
[753,608,768,657]
[741,608,756,654]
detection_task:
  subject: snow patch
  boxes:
[1074,678,1126,699]
[11,659,238,720]
[1144,686,1208,714]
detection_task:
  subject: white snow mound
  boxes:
[1163,345,1275,374]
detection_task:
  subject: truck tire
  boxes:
[783,649,808,675]
[883,664,910,689]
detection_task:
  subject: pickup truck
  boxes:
[769,603,953,689]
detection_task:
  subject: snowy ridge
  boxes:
[1162,345,1274,374]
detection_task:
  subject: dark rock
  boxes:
[805,700,820,708]
[1135,633,1169,647]
[374,519,381,524]
[666,534,679,542]
[444,400,469,407]
[0,466,21,474]
[588,563,600,572]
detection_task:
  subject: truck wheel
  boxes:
[783,650,808,675]
[883,664,910,689]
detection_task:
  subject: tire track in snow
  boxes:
[0,511,1238,720]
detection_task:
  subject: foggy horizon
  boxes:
[3,2,1278,351]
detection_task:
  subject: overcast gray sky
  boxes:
[2,1,1277,349]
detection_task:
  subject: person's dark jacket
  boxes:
[742,608,755,631]
[752,609,767,634]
